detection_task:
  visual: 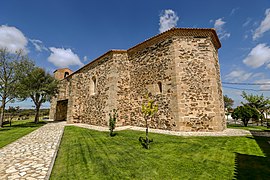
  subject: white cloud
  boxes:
[48,47,83,68]
[225,69,253,82]
[225,68,266,83]
[253,8,270,40]
[214,18,231,40]
[230,8,239,16]
[243,18,252,27]
[0,25,28,53]
[243,43,270,68]
[83,56,88,62]
[29,39,48,52]
[255,79,270,90]
[159,9,179,33]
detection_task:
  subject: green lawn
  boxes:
[0,120,46,148]
[228,124,270,131]
[51,126,270,180]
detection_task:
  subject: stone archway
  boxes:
[55,100,68,121]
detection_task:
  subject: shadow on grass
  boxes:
[234,133,270,179]
[139,136,153,149]
[1,121,46,131]
[11,121,46,128]
[0,128,11,131]
[109,132,117,137]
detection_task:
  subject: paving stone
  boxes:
[0,122,65,180]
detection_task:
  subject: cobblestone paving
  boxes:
[0,121,65,180]
[69,123,270,137]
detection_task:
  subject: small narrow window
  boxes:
[92,77,96,94]
[64,72,69,78]
[158,82,162,93]
[90,76,97,95]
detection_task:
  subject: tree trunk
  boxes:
[243,119,248,127]
[261,112,265,126]
[35,105,40,124]
[0,98,6,128]
[146,119,149,149]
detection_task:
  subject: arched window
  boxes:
[64,72,69,78]
[158,82,162,93]
[90,76,97,95]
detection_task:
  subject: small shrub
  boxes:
[109,109,118,136]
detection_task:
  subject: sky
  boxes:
[0,0,270,108]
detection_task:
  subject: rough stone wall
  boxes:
[65,51,130,127]
[172,36,225,131]
[113,53,131,126]
[50,28,225,131]
[128,38,178,130]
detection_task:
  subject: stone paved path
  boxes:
[0,122,65,180]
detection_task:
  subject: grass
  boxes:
[227,124,270,131]
[51,126,270,180]
[0,119,46,148]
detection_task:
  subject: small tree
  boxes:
[109,109,118,136]
[231,105,261,127]
[18,67,58,123]
[141,96,158,149]
[241,91,270,126]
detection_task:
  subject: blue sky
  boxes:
[0,0,270,108]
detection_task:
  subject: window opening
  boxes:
[158,82,162,93]
[64,72,69,78]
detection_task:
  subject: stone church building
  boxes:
[49,28,226,132]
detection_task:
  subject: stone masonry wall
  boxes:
[128,38,178,130]
[66,51,130,126]
[50,28,225,132]
[113,53,131,126]
[172,36,225,131]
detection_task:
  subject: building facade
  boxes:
[49,28,226,132]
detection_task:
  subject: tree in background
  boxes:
[141,95,158,149]
[231,105,261,127]
[241,91,270,125]
[5,106,20,126]
[18,67,58,123]
[223,95,234,120]
[0,48,34,127]
[224,95,234,111]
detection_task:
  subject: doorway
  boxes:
[55,99,68,121]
